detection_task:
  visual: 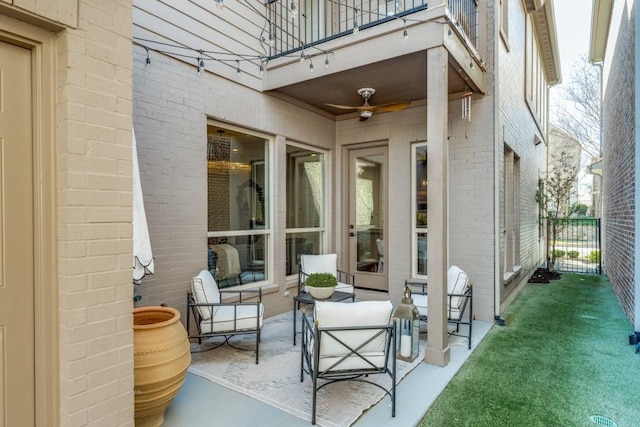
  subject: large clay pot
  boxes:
[133,306,191,427]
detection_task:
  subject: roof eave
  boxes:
[531,0,562,85]
[589,0,614,64]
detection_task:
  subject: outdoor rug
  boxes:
[188,310,426,427]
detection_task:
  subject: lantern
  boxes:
[394,284,420,362]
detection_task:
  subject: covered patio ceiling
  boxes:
[266,51,478,119]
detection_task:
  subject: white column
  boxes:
[425,45,451,367]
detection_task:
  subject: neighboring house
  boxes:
[590,0,640,339]
[548,124,583,215]
[0,0,559,425]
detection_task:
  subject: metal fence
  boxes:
[546,217,601,274]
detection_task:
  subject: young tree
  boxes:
[537,151,580,271]
[551,55,602,160]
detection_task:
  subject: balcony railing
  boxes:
[265,0,478,58]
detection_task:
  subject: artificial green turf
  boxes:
[420,273,640,427]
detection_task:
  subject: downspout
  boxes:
[634,2,640,336]
[493,3,504,325]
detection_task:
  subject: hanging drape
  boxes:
[132,128,154,284]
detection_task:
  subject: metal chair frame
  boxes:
[187,288,262,364]
[300,311,397,425]
[407,279,473,349]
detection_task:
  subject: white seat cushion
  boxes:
[199,303,264,334]
[191,270,221,321]
[315,300,392,371]
[412,265,469,320]
[447,266,469,310]
[335,282,354,293]
[413,293,428,318]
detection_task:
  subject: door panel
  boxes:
[0,40,35,427]
[348,146,387,291]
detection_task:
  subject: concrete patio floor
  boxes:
[162,318,493,427]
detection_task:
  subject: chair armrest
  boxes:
[298,270,310,295]
[446,284,472,319]
[406,279,428,295]
[189,301,261,309]
[219,287,262,303]
[336,269,355,286]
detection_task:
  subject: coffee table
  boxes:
[292,290,356,345]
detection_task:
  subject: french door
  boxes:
[348,146,387,291]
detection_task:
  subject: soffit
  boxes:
[268,51,472,117]
[590,0,614,63]
[530,0,562,85]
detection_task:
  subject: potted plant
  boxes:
[305,272,338,299]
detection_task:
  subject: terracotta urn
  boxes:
[133,306,191,427]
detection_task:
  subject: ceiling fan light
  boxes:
[360,111,373,119]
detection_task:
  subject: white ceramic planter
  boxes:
[307,286,335,299]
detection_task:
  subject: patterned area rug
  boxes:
[188,310,426,427]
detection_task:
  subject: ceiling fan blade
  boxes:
[324,103,359,110]
[373,101,411,112]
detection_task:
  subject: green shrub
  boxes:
[567,250,580,259]
[305,272,337,288]
[588,250,600,263]
[553,249,566,258]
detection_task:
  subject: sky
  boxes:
[551,0,595,205]
[552,0,593,84]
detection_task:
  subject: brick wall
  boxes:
[56,0,135,425]
[497,1,548,308]
[132,49,336,323]
[602,2,636,327]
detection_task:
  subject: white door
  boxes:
[0,40,36,427]
[348,146,387,291]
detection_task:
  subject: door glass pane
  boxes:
[355,155,384,273]
[415,145,427,276]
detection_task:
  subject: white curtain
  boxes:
[132,128,154,284]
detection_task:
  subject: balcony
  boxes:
[262,0,484,120]
[266,0,478,58]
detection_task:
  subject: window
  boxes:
[285,144,326,276]
[412,143,428,277]
[207,123,270,287]
[525,16,548,133]
[504,146,521,280]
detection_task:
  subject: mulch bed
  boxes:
[528,267,562,283]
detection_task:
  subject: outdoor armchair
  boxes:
[408,265,473,349]
[298,254,355,295]
[300,300,396,425]
[187,269,264,364]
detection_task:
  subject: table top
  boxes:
[294,290,354,305]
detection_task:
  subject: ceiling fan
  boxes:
[325,88,411,121]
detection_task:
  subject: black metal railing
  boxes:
[546,217,602,274]
[448,0,478,48]
[265,0,478,58]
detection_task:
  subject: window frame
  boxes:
[206,120,273,287]
[411,141,428,279]
[285,141,329,278]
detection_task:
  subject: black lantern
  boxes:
[394,285,420,362]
